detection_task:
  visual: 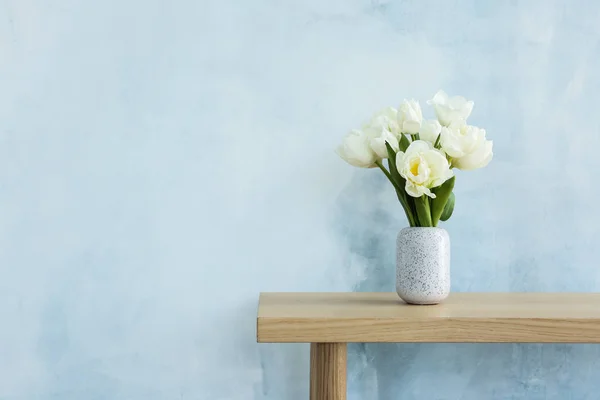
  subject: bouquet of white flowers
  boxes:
[337,90,493,227]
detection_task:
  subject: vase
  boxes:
[396,227,450,305]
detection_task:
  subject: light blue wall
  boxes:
[2,0,600,399]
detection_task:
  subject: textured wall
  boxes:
[2,0,600,399]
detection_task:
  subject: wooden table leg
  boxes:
[310,343,346,400]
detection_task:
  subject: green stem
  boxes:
[431,176,455,226]
[414,195,432,227]
[397,190,417,227]
[375,160,393,181]
[403,192,418,227]
[375,160,417,227]
[434,133,442,149]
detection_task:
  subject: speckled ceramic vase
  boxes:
[396,227,450,305]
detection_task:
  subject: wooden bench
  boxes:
[257,292,600,400]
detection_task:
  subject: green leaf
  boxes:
[440,192,455,221]
[399,135,410,152]
[414,195,432,227]
[431,176,455,226]
[395,189,416,227]
[385,142,397,168]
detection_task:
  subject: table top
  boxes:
[257,292,600,343]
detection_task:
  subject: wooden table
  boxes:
[257,292,600,400]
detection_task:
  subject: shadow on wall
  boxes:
[254,165,600,400]
[330,170,600,400]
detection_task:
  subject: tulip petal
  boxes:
[453,140,493,170]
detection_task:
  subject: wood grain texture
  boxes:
[310,343,346,400]
[257,292,600,343]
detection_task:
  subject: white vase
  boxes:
[396,227,450,305]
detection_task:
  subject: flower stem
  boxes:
[414,195,432,227]
[375,160,417,227]
[434,133,442,149]
[375,160,393,182]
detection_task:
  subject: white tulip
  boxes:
[336,129,378,168]
[427,90,474,126]
[395,140,454,198]
[440,121,493,170]
[439,122,481,158]
[397,99,423,134]
[369,129,399,159]
[366,107,400,136]
[362,107,400,159]
[418,119,442,144]
[452,139,493,170]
